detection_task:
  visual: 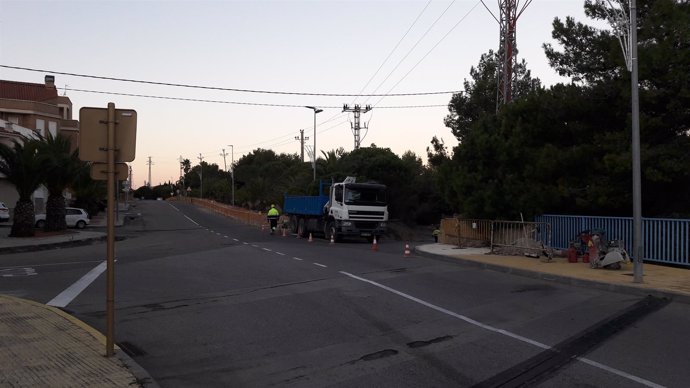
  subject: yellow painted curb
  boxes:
[0,294,119,350]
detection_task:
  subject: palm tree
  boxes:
[0,139,46,237]
[40,133,85,231]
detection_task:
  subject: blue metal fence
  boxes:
[535,215,690,267]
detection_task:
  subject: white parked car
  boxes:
[35,207,90,229]
[0,202,9,222]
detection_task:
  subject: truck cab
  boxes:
[325,177,388,241]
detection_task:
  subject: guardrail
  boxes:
[536,214,690,267]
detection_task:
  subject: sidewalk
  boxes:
[0,295,155,387]
[416,244,690,303]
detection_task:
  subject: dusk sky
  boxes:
[0,0,599,188]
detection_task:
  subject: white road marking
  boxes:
[184,215,198,225]
[47,261,107,308]
[233,238,239,242]
[0,268,37,277]
[251,245,259,248]
[0,260,102,269]
[339,271,664,388]
[243,242,249,245]
[292,257,303,261]
[313,263,327,268]
[263,248,272,252]
[276,252,286,256]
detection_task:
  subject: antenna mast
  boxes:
[492,0,532,110]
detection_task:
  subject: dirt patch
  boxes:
[385,221,436,242]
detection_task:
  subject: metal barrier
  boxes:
[536,214,690,267]
[439,218,551,256]
[490,220,552,256]
[439,218,492,246]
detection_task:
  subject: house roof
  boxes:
[0,80,57,102]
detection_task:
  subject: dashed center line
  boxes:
[263,248,272,252]
[293,257,303,261]
[313,263,327,268]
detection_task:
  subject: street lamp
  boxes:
[600,0,643,283]
[305,106,323,181]
[228,144,234,206]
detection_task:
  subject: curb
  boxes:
[0,235,107,254]
[414,246,690,305]
[1,295,160,388]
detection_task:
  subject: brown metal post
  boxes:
[106,102,116,357]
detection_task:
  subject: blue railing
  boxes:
[535,215,690,267]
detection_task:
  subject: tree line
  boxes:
[0,135,105,237]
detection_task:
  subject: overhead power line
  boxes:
[64,88,449,109]
[0,64,460,97]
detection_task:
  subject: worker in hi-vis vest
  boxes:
[267,204,280,234]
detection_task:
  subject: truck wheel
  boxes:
[325,220,339,242]
[289,216,298,234]
[298,218,307,238]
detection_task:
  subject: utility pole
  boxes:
[146,156,153,187]
[305,106,323,181]
[220,148,230,203]
[220,148,228,172]
[295,129,310,162]
[342,104,372,149]
[197,153,204,199]
[231,147,234,206]
[178,156,185,196]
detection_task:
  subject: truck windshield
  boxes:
[344,185,387,206]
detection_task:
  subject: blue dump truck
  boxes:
[283,177,388,242]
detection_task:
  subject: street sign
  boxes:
[79,107,137,162]
[90,162,129,181]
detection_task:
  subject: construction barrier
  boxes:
[179,198,267,228]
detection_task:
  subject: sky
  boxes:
[0,0,598,189]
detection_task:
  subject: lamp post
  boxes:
[228,144,234,206]
[600,0,643,283]
[305,106,323,181]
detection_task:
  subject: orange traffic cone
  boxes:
[372,237,379,251]
[308,233,313,243]
[404,243,411,257]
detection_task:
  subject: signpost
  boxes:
[79,103,137,357]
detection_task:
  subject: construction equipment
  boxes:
[568,229,630,269]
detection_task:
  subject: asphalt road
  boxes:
[1,200,688,387]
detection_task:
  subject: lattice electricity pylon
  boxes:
[599,0,632,71]
[491,0,532,110]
